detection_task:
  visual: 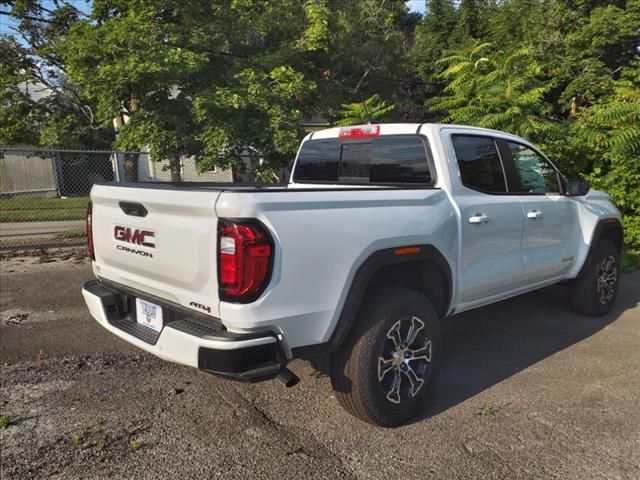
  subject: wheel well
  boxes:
[290,245,452,359]
[575,219,624,280]
[367,260,450,319]
[600,224,623,253]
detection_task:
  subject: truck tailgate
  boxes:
[90,184,222,317]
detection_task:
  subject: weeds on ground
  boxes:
[37,349,46,369]
[475,402,512,417]
[69,422,148,451]
[131,438,145,450]
[70,429,112,451]
[0,414,12,428]
[70,432,83,447]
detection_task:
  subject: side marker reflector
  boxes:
[393,246,421,256]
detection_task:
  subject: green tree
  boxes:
[316,0,415,121]
[3,0,321,176]
[55,0,229,180]
[0,36,41,145]
[456,0,483,40]
[3,0,416,173]
[193,66,315,172]
[0,3,114,149]
[53,0,318,178]
[558,5,640,110]
[410,0,457,120]
[579,69,640,249]
[429,43,553,139]
[412,0,458,81]
[335,94,395,126]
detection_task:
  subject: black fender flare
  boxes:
[575,218,623,279]
[291,244,452,358]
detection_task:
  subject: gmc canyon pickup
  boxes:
[82,123,623,426]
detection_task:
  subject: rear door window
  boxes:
[293,135,432,184]
[451,135,507,193]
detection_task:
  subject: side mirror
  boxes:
[566,178,589,196]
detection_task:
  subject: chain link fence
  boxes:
[0,147,239,251]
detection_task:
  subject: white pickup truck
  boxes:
[82,123,623,426]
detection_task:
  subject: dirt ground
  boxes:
[1,252,639,479]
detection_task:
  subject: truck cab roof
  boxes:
[305,123,533,146]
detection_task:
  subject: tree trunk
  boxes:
[123,153,139,182]
[169,154,182,182]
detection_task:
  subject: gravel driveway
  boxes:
[1,251,639,479]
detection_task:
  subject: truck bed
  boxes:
[90,181,454,350]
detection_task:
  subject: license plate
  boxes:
[135,298,163,332]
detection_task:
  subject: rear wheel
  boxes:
[568,240,620,316]
[329,286,442,427]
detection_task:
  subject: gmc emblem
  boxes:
[114,225,156,248]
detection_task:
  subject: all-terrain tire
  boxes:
[329,285,442,427]
[568,240,620,316]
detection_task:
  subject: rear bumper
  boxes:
[82,280,287,382]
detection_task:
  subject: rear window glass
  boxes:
[293,135,432,184]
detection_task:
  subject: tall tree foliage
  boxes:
[1,0,414,173]
[580,65,640,249]
[1,36,41,145]
[335,94,395,126]
[411,0,458,113]
[0,1,114,148]
[315,0,418,119]
[53,0,318,178]
[429,44,552,139]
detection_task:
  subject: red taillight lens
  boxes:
[86,201,95,260]
[218,220,273,302]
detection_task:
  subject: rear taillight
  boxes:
[218,220,273,302]
[86,201,95,260]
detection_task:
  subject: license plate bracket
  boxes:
[135,298,163,333]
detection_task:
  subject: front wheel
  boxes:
[568,240,620,316]
[329,286,442,427]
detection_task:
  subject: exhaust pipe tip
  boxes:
[277,368,299,388]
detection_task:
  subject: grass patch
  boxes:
[475,405,499,417]
[70,432,83,447]
[621,248,640,273]
[474,402,512,417]
[0,414,11,429]
[131,438,145,450]
[56,227,86,239]
[96,437,107,450]
[0,196,89,223]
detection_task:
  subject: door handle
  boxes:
[527,210,543,220]
[468,214,490,224]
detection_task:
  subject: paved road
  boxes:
[1,254,639,479]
